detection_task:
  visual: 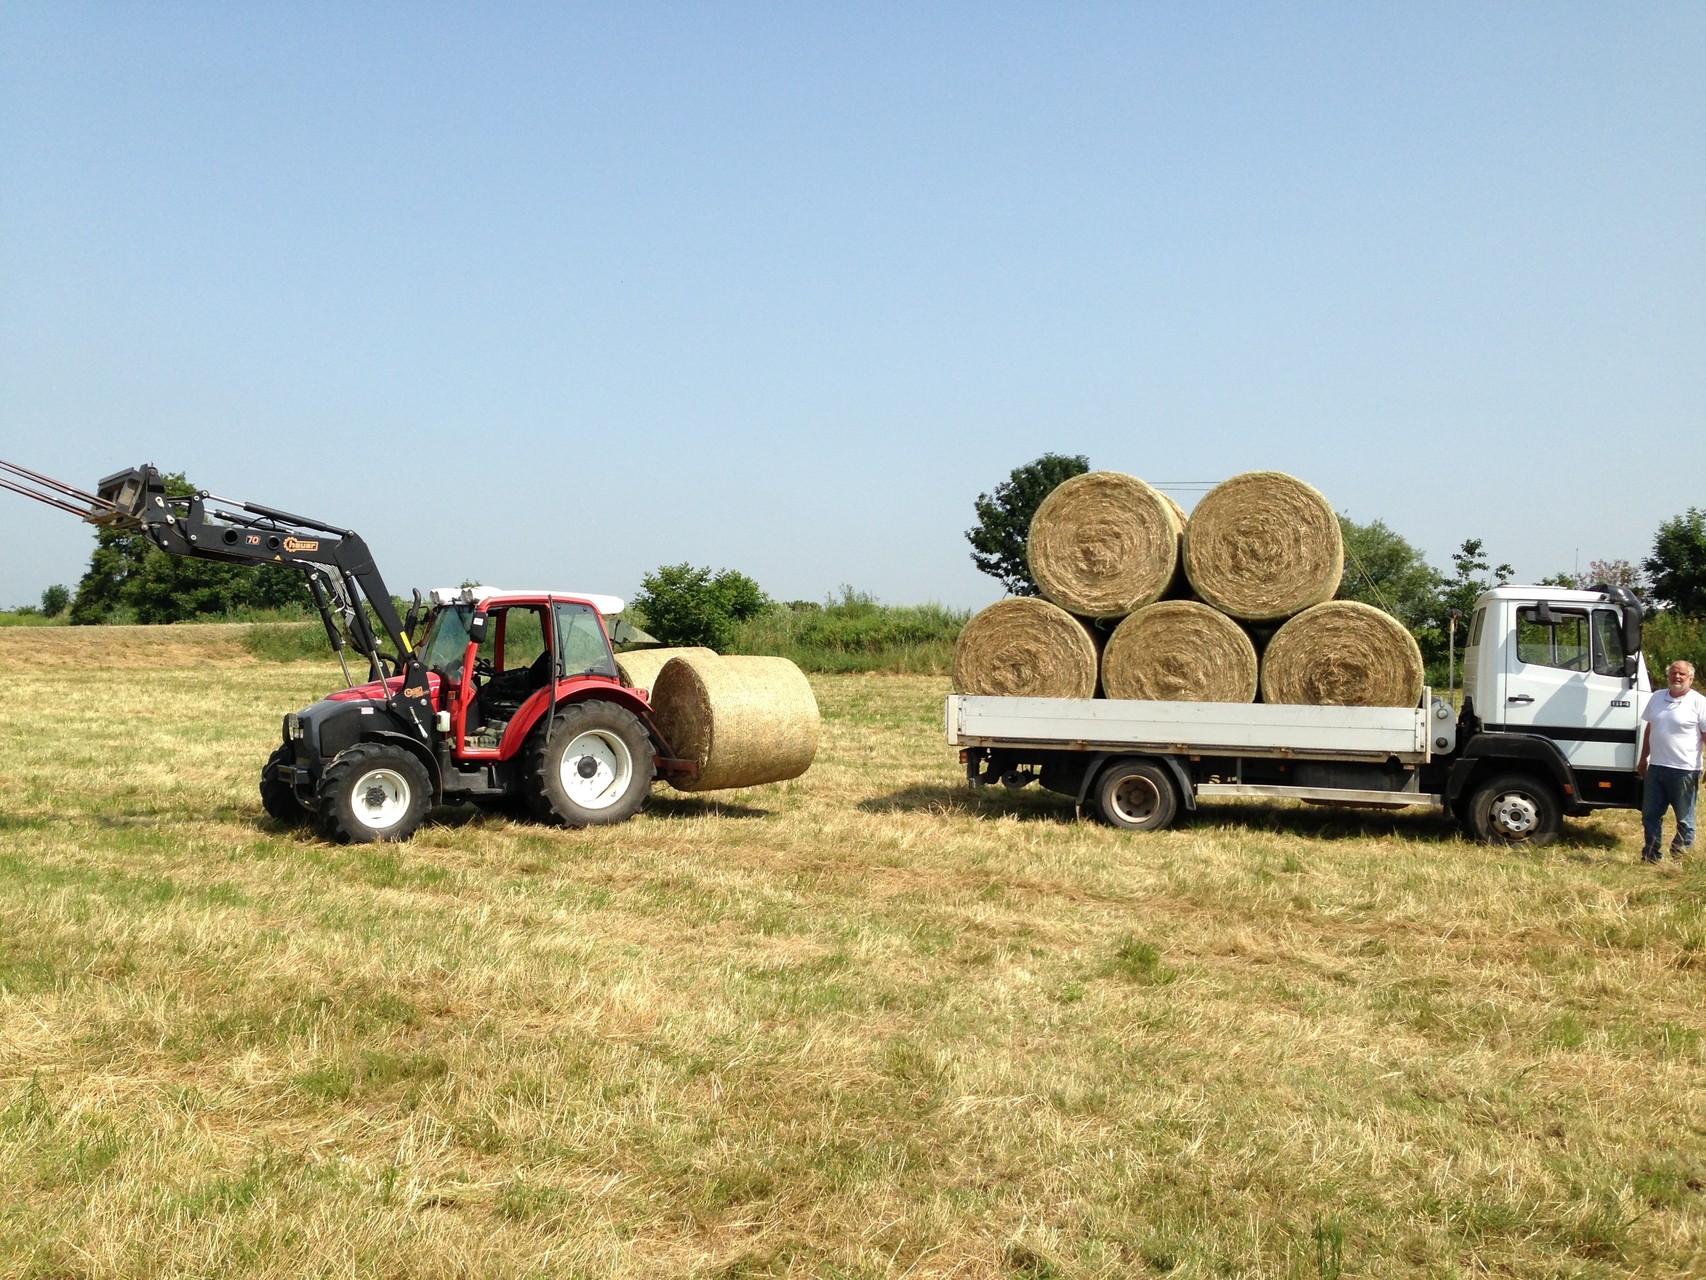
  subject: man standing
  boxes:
[1637,659,1706,863]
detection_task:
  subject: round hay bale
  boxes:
[1102,601,1257,702]
[1260,600,1423,708]
[617,646,718,698]
[1027,471,1181,618]
[650,653,820,792]
[1182,471,1343,621]
[952,597,1098,699]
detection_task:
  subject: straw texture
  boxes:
[1027,471,1181,618]
[1182,471,1343,621]
[953,597,1099,699]
[617,646,718,699]
[1101,601,1258,703]
[1260,600,1424,708]
[649,653,820,792]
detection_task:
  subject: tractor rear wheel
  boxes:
[526,701,655,828]
[260,744,311,826]
[317,743,431,844]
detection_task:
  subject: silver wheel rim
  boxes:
[559,730,633,810]
[1110,774,1161,825]
[1490,791,1539,837]
[351,767,411,829]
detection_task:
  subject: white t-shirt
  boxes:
[1642,687,1706,772]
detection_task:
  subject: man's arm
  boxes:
[1638,721,1650,777]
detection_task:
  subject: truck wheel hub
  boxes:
[1491,793,1538,834]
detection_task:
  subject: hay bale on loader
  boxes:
[617,646,718,699]
[952,597,1099,699]
[1027,471,1181,619]
[1101,600,1258,703]
[1259,600,1423,708]
[1182,471,1342,621]
[649,653,820,792]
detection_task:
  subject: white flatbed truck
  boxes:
[946,585,1650,846]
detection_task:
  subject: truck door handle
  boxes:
[1507,695,1534,705]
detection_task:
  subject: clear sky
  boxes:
[3,3,1702,613]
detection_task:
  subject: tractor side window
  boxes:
[1516,609,1591,672]
[420,606,474,679]
[1591,609,1626,677]
[498,609,547,675]
[556,602,616,678]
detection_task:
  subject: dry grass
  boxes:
[1,627,1703,1278]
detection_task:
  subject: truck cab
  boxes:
[1454,585,1648,816]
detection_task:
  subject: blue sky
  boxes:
[3,3,1702,612]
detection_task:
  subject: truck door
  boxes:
[1498,601,1640,770]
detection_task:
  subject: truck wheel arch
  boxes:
[1447,733,1577,816]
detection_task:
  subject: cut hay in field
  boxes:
[952,597,1099,699]
[1182,471,1343,621]
[617,646,718,698]
[649,653,820,791]
[1101,600,1258,703]
[1027,471,1181,618]
[1260,600,1424,707]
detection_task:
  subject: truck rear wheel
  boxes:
[526,701,655,828]
[317,743,431,844]
[1093,759,1179,832]
[260,744,311,826]
[1465,772,1561,847]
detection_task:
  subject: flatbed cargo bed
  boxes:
[945,694,1437,764]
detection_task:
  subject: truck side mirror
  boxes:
[468,613,488,645]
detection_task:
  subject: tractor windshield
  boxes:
[420,606,475,680]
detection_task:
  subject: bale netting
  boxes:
[952,597,1098,699]
[1182,471,1343,621]
[649,653,820,792]
[1027,471,1181,618]
[616,646,718,698]
[1101,600,1258,703]
[1259,600,1424,708]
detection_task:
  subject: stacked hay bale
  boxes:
[953,469,1423,708]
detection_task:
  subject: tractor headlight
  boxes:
[284,712,303,741]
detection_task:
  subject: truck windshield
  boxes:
[420,606,475,678]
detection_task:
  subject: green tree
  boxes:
[966,453,1090,596]
[1336,517,1444,657]
[1644,508,1706,616]
[1437,538,1513,659]
[39,584,70,617]
[633,564,770,650]
[69,471,307,623]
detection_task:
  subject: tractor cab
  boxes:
[418,587,627,758]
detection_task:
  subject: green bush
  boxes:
[631,564,769,650]
[726,588,967,674]
[1643,611,1706,681]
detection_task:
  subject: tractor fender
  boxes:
[1072,752,1196,811]
[506,681,655,749]
[1447,733,1577,814]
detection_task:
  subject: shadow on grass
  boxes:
[861,784,1627,850]
[643,795,772,821]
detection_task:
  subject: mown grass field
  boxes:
[1,625,1702,1279]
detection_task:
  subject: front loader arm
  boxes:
[2,460,433,741]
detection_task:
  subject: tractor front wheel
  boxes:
[526,701,655,828]
[317,743,431,844]
[260,744,311,826]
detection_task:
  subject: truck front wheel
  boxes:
[1465,773,1561,847]
[1094,759,1180,832]
[317,743,432,844]
[526,701,655,828]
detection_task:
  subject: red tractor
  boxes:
[2,461,695,843]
